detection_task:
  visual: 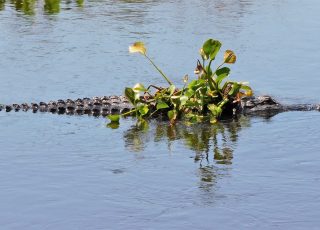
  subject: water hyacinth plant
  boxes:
[107,39,253,125]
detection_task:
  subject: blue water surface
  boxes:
[1,0,320,229]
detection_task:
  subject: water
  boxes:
[1,0,320,229]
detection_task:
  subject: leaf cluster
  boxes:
[108,39,253,125]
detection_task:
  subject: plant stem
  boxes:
[121,108,138,116]
[214,62,225,73]
[208,59,213,71]
[212,61,225,90]
[145,54,173,85]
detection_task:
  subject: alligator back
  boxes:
[0,96,134,117]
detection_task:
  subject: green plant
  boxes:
[107,39,253,125]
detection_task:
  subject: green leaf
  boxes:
[185,89,195,98]
[185,100,198,107]
[188,79,206,91]
[228,82,241,96]
[125,87,136,104]
[215,67,230,86]
[180,95,188,106]
[240,85,252,91]
[187,79,198,89]
[202,39,222,60]
[167,110,177,121]
[156,101,169,110]
[207,104,222,117]
[138,104,149,116]
[168,85,176,95]
[133,83,147,93]
[107,114,120,123]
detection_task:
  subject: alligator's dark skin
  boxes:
[0,96,133,117]
[240,95,320,117]
[0,95,319,117]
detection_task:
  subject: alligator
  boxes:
[0,95,319,118]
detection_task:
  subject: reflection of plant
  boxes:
[44,0,60,14]
[108,39,253,125]
[123,115,251,164]
[0,0,84,14]
[5,0,36,15]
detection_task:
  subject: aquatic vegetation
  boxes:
[107,39,253,125]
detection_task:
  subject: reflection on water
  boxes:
[44,0,60,14]
[123,115,251,199]
[0,0,253,24]
[0,0,84,14]
[0,0,158,15]
[124,116,251,164]
[10,0,36,15]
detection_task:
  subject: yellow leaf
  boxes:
[129,42,146,55]
[224,50,236,64]
[245,90,253,97]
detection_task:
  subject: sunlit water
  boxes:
[1,0,320,229]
